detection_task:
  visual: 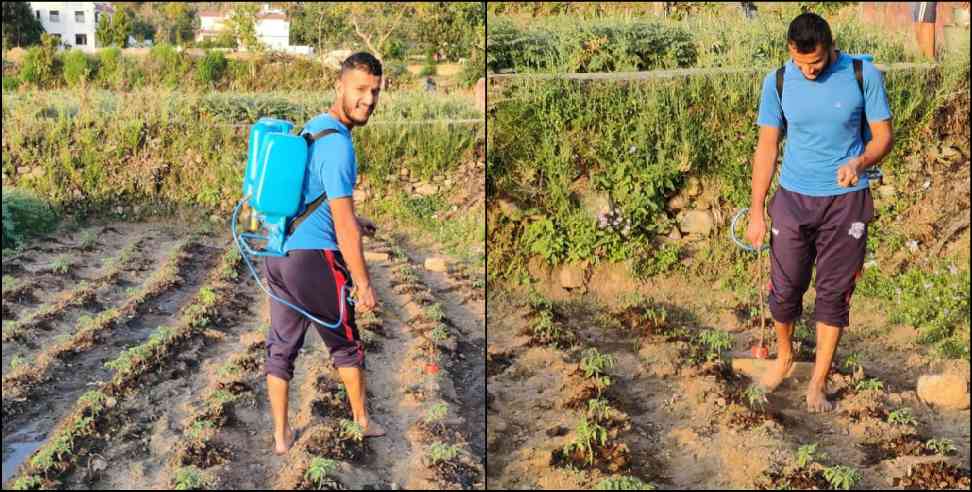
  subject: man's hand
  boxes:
[836,157,862,187]
[354,283,378,312]
[358,217,377,237]
[746,210,767,249]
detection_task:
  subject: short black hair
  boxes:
[787,12,833,53]
[340,52,382,77]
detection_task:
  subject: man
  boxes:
[262,52,385,455]
[912,2,938,60]
[746,13,894,412]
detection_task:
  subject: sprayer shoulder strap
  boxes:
[288,128,340,235]
[775,57,865,137]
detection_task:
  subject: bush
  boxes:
[2,188,59,249]
[146,42,191,89]
[19,33,61,88]
[62,49,93,88]
[2,73,20,91]
[196,50,228,87]
[97,47,122,85]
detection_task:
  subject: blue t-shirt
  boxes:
[756,51,892,197]
[283,113,356,253]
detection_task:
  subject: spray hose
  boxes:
[231,196,353,331]
[730,207,770,353]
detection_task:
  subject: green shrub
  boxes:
[62,49,93,88]
[19,34,61,88]
[2,73,20,91]
[197,50,228,87]
[1,188,59,249]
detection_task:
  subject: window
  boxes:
[76,34,87,46]
[75,11,85,23]
[35,10,41,20]
[50,10,59,22]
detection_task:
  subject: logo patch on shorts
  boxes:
[848,222,865,239]
[772,228,779,236]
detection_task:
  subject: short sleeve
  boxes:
[314,134,356,200]
[862,61,892,123]
[756,71,783,129]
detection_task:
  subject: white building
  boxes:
[197,4,312,54]
[28,2,114,52]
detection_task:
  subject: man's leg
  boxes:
[760,320,795,390]
[807,321,843,412]
[268,373,295,453]
[337,366,385,437]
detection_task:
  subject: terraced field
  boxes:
[2,222,485,490]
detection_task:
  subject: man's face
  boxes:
[788,43,831,80]
[337,68,381,126]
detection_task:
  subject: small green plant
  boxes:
[796,443,828,468]
[822,465,861,490]
[50,256,71,274]
[186,419,215,442]
[424,303,445,322]
[216,360,241,379]
[586,397,612,422]
[580,348,615,378]
[339,419,364,442]
[595,475,656,490]
[78,229,98,250]
[855,377,884,392]
[925,438,956,456]
[744,384,768,412]
[696,329,733,362]
[841,351,863,373]
[11,475,42,490]
[9,354,26,370]
[428,442,460,464]
[429,324,449,342]
[531,309,570,346]
[397,265,418,284]
[173,465,210,490]
[336,383,348,401]
[198,287,217,306]
[425,402,448,425]
[304,456,339,489]
[563,417,608,466]
[1,275,18,292]
[887,407,918,426]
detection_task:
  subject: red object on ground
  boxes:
[751,344,770,359]
[425,362,440,375]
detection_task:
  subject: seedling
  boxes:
[822,465,861,490]
[887,407,918,426]
[587,397,612,422]
[743,384,768,412]
[855,377,884,392]
[339,419,364,442]
[580,348,615,378]
[305,457,339,489]
[925,438,956,456]
[79,230,98,250]
[429,324,449,343]
[841,352,863,373]
[696,329,732,362]
[594,475,656,490]
[186,419,215,442]
[796,443,828,468]
[563,417,608,466]
[423,303,445,323]
[198,287,217,306]
[173,465,211,490]
[425,402,448,425]
[428,442,460,464]
[9,354,26,370]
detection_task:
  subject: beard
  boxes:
[342,97,373,126]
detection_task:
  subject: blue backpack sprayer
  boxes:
[728,53,881,359]
[231,117,352,330]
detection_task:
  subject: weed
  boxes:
[595,475,656,490]
[925,438,956,456]
[216,360,241,379]
[50,256,71,275]
[305,457,339,489]
[424,303,445,323]
[743,384,768,412]
[429,323,449,343]
[822,465,861,490]
[186,419,215,442]
[2,275,20,292]
[173,465,211,490]
[425,402,448,425]
[79,230,98,250]
[397,265,419,285]
[339,419,364,442]
[563,417,608,466]
[10,354,26,370]
[428,442,461,464]
[796,443,827,468]
[841,351,863,373]
[887,407,918,426]
[11,475,42,490]
[855,378,884,392]
[197,287,217,306]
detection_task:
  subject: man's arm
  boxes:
[331,197,377,310]
[837,119,894,187]
[746,125,782,248]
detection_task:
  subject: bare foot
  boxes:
[806,383,836,413]
[273,426,296,455]
[758,352,794,393]
[361,419,386,438]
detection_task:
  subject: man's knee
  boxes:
[331,341,365,370]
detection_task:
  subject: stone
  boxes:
[559,262,587,289]
[678,209,714,236]
[424,257,449,272]
[414,183,438,196]
[668,194,688,210]
[364,251,390,262]
[916,373,970,410]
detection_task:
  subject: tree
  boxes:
[414,3,484,62]
[110,9,133,48]
[332,4,413,62]
[225,3,265,52]
[2,1,45,48]
[95,12,112,47]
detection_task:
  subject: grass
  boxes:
[50,255,71,275]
